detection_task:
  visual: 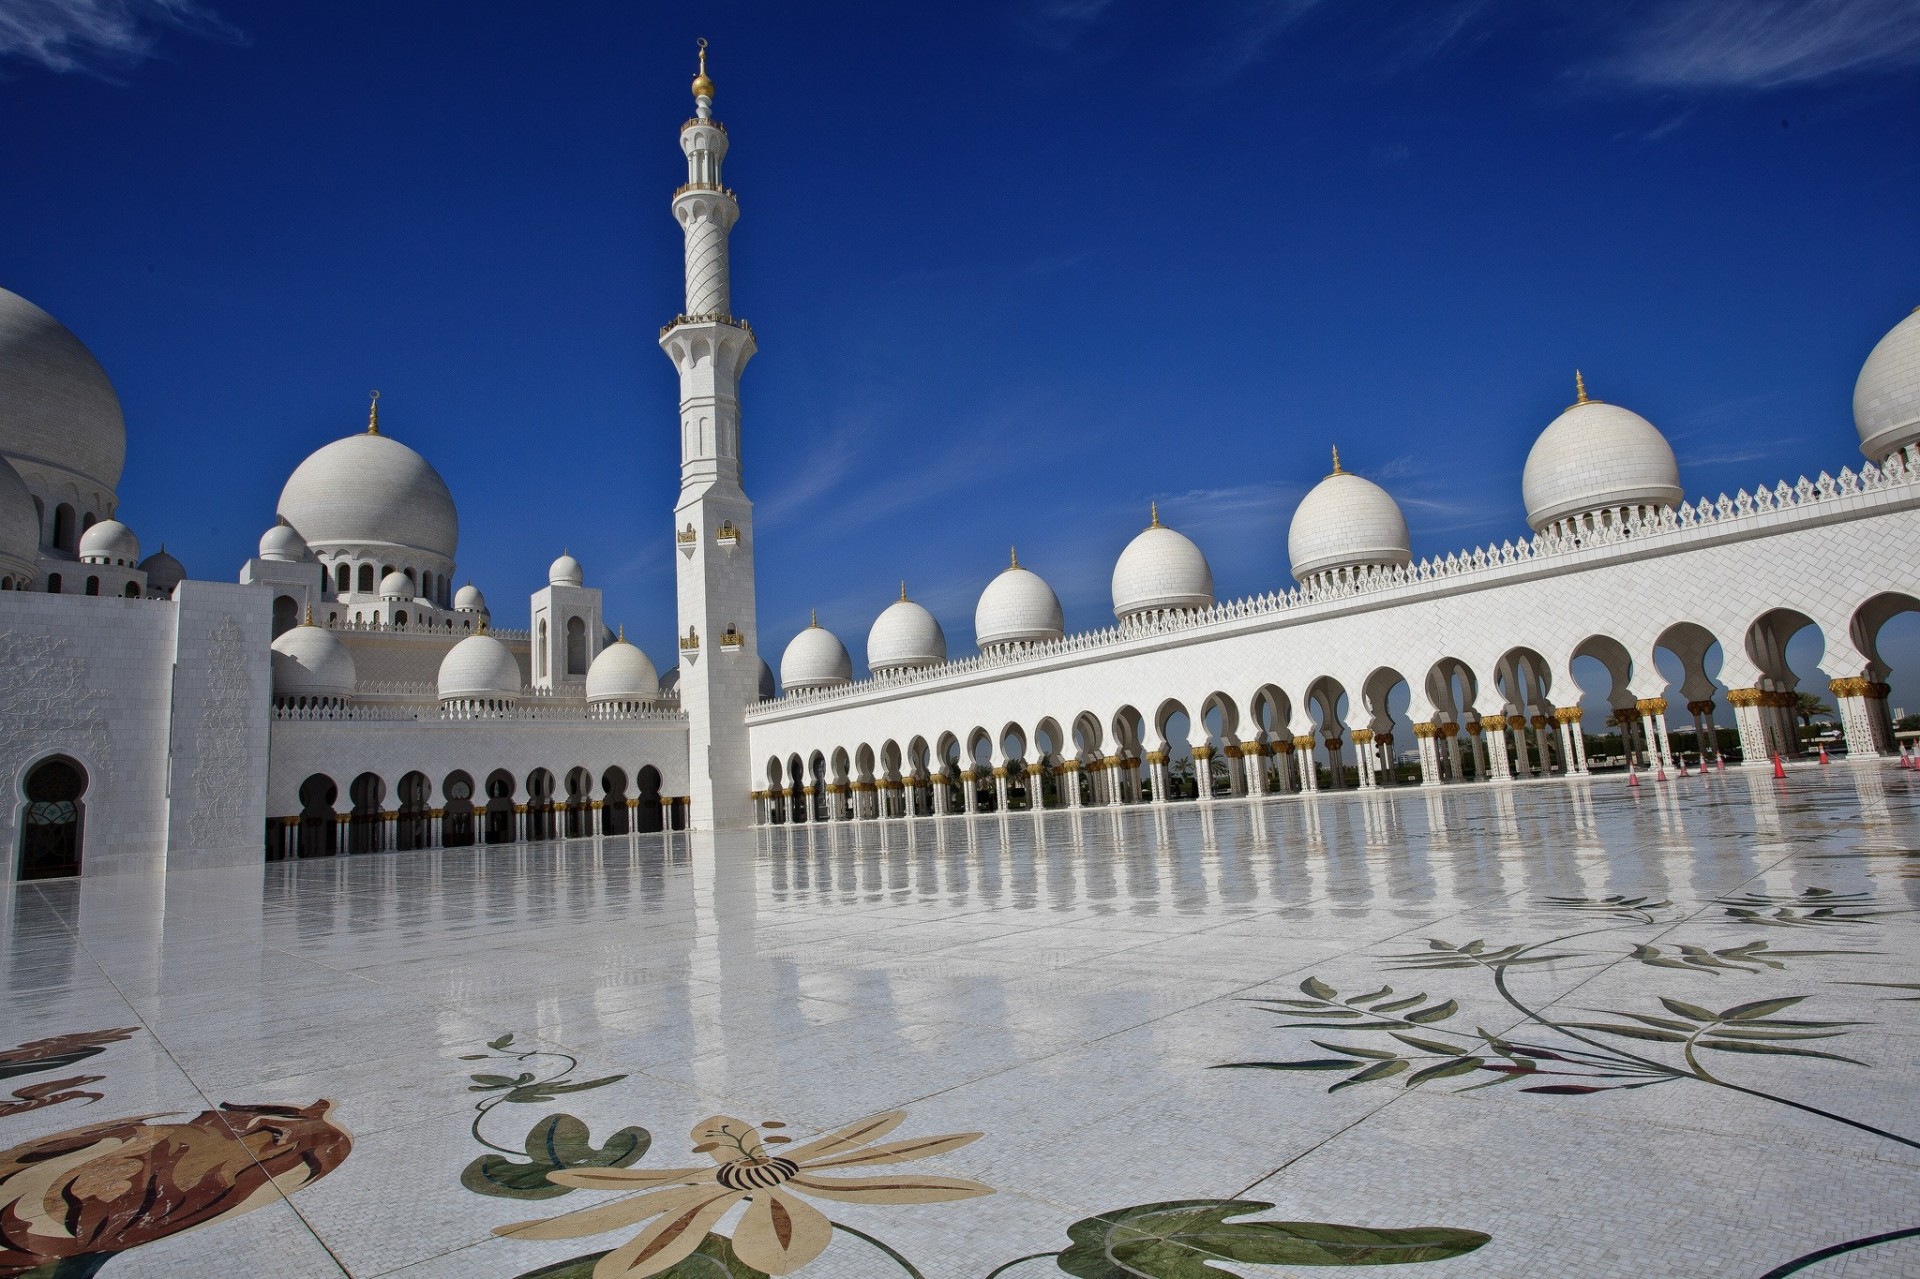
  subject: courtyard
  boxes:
[5,766,1919,1278]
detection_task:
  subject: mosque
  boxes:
[2,53,1919,879]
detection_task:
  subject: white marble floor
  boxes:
[5,766,1920,1278]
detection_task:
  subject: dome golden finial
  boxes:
[1149,500,1162,529]
[692,37,714,101]
[809,608,818,628]
[1009,545,1019,569]
[367,389,380,435]
[1330,444,1343,476]
[302,600,315,627]
[900,579,908,602]
[1575,369,1589,405]
[618,623,626,642]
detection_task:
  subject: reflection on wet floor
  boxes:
[5,767,1920,1278]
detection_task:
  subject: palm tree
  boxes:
[1795,692,1834,730]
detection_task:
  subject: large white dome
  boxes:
[1855,307,1920,462]
[586,638,660,703]
[976,554,1065,649]
[0,287,126,507]
[781,618,853,690]
[270,623,356,701]
[867,589,947,672]
[437,632,522,702]
[0,456,39,584]
[277,421,459,562]
[1289,460,1412,581]
[1113,511,1213,618]
[1522,382,1682,532]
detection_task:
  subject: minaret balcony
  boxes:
[659,312,755,339]
[674,182,737,200]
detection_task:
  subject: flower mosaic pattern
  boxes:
[0,1027,351,1278]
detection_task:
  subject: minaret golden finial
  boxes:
[692,37,714,101]
[367,389,380,435]
[1575,369,1588,405]
[1149,500,1162,529]
[1009,545,1019,569]
[1330,445,1343,475]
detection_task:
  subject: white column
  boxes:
[1063,762,1085,808]
[1483,718,1515,782]
[1244,745,1269,797]
[1192,748,1216,803]
[1729,692,1770,765]
[930,772,951,815]
[1638,699,1675,770]
[1295,737,1319,792]
[1830,680,1884,758]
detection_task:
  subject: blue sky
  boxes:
[5,0,1919,720]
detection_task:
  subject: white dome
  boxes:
[379,570,411,598]
[1855,307,1920,462]
[975,555,1065,648]
[437,632,522,702]
[270,623,357,701]
[277,424,459,562]
[0,456,39,583]
[1289,463,1412,581]
[1112,513,1213,618]
[0,288,126,502]
[139,547,185,593]
[867,591,947,672]
[548,552,583,586]
[781,619,853,690]
[454,582,487,611]
[1522,385,1682,532]
[77,518,138,566]
[586,639,660,703]
[258,520,309,562]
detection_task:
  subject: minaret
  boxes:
[662,40,760,830]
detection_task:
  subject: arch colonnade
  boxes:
[267,762,687,860]
[749,592,1920,827]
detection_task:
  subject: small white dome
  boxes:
[781,618,853,690]
[756,657,775,700]
[548,552,583,587]
[975,553,1065,648]
[586,638,660,703]
[454,582,487,611]
[0,456,39,583]
[277,417,459,562]
[1288,460,1412,581]
[78,518,138,565]
[0,288,127,500]
[378,570,411,598]
[1855,307,1920,462]
[1522,382,1682,532]
[437,632,522,702]
[867,590,947,672]
[138,547,185,593]
[258,520,309,562]
[1112,511,1213,618]
[270,622,357,700]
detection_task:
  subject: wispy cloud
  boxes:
[0,0,237,76]
[1595,0,1920,90]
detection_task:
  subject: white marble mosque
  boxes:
[0,50,1917,882]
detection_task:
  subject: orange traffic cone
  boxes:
[1819,745,1830,765]
[1628,763,1641,787]
[1773,754,1787,779]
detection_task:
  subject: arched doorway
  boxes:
[601,767,630,835]
[442,771,476,847]
[396,772,431,850]
[18,757,86,880]
[348,772,385,853]
[272,594,299,638]
[564,767,593,838]
[298,774,338,857]
[635,766,664,833]
[485,770,518,844]
[525,769,555,840]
